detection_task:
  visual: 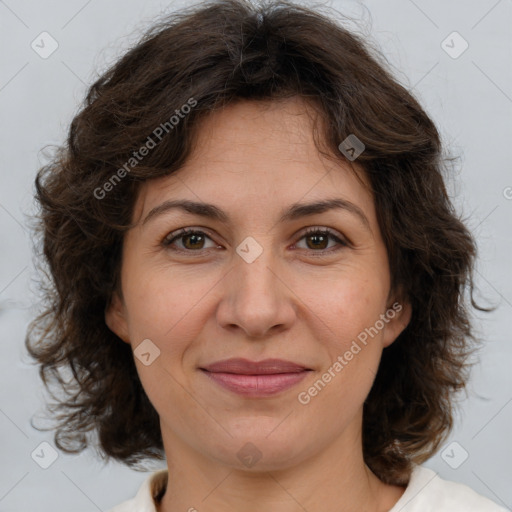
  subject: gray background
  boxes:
[1,0,511,510]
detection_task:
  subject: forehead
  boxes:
[133,97,373,225]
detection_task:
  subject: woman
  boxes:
[26,0,507,510]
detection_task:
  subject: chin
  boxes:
[207,430,311,472]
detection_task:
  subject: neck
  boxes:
[156,419,405,512]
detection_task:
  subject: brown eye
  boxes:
[162,228,217,252]
[305,232,329,250]
[181,232,206,250]
[295,228,347,253]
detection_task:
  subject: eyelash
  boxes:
[161,227,348,257]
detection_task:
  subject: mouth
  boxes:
[199,358,312,397]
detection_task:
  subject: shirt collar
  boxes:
[131,469,168,511]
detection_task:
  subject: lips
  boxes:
[201,358,310,375]
[200,358,311,397]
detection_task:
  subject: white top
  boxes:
[106,464,508,512]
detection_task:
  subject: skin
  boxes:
[106,97,412,512]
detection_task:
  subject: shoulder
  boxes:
[105,469,168,512]
[391,464,508,512]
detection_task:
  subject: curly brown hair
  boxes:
[26,0,484,486]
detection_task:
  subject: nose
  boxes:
[215,242,297,339]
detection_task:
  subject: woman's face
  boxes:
[106,97,410,471]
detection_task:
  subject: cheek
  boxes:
[296,285,386,426]
[123,269,208,410]
[122,266,206,351]
[121,260,242,392]
[300,267,388,339]
[299,270,388,390]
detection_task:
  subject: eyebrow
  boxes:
[141,198,370,230]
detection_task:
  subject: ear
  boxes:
[381,299,412,348]
[105,291,130,344]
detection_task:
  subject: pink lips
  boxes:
[200,358,311,397]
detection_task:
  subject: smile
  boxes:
[200,370,311,397]
[199,358,312,397]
